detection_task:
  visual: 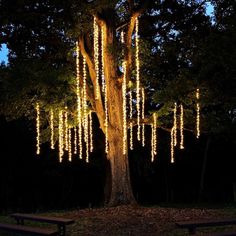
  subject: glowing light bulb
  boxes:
[180,104,184,149]
[36,102,40,155]
[94,17,100,99]
[89,111,93,152]
[171,127,175,163]
[135,17,141,141]
[121,31,124,44]
[129,91,133,150]
[196,89,200,138]
[122,61,127,155]
[58,110,64,162]
[68,128,72,162]
[142,88,145,147]
[173,102,177,146]
[50,109,54,150]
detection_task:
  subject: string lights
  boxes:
[173,102,177,146]
[180,104,184,149]
[68,128,72,161]
[122,61,127,155]
[196,89,200,138]
[151,113,157,162]
[36,102,40,155]
[83,55,89,162]
[64,107,68,151]
[50,109,54,150]
[101,25,109,154]
[135,17,141,141]
[76,42,83,159]
[101,26,105,93]
[94,17,100,99]
[171,127,175,163]
[141,88,145,147]
[74,127,77,154]
[89,111,93,152]
[129,91,133,150]
[58,110,64,162]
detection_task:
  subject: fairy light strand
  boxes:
[76,42,83,159]
[83,55,89,162]
[74,127,77,154]
[196,89,200,138]
[129,91,133,150]
[104,84,109,154]
[173,102,177,146]
[68,128,72,161]
[50,109,55,150]
[58,110,64,162]
[151,113,157,162]
[122,61,127,155]
[101,26,105,93]
[141,88,145,147]
[135,17,141,141]
[89,111,93,152]
[64,107,69,151]
[153,113,157,156]
[36,102,40,155]
[171,127,175,163]
[94,17,100,99]
[180,104,184,149]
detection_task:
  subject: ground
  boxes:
[1,205,236,235]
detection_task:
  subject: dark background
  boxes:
[0,115,235,213]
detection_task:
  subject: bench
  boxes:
[11,213,74,236]
[0,222,58,235]
[176,219,236,235]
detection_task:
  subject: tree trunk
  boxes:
[107,127,136,206]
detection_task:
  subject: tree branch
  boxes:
[79,35,106,130]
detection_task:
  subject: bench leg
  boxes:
[58,225,66,236]
[189,227,196,234]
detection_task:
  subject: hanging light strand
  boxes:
[68,128,72,162]
[74,127,77,154]
[135,17,141,141]
[36,102,40,155]
[76,41,83,159]
[64,107,68,151]
[196,89,200,138]
[104,84,109,154]
[101,26,105,93]
[141,88,145,147]
[171,127,175,163]
[180,104,184,149]
[89,111,93,152]
[50,109,54,150]
[151,113,157,162]
[122,61,127,155]
[58,110,64,162]
[94,17,100,99]
[129,91,133,150]
[173,102,177,146]
[83,55,89,162]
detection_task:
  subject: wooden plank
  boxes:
[11,213,74,225]
[0,223,58,235]
[196,232,236,236]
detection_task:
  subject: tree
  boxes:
[1,0,231,206]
